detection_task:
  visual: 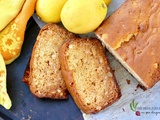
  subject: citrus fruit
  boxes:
[36,0,67,23]
[61,0,107,34]
[103,0,112,6]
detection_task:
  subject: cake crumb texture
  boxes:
[29,23,76,99]
[59,38,121,114]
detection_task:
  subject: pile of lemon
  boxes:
[36,0,111,34]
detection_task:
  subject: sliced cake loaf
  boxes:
[59,38,121,114]
[28,23,76,99]
[95,0,160,88]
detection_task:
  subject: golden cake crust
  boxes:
[95,0,160,88]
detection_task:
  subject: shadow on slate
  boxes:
[0,18,83,120]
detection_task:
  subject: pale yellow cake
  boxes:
[59,38,121,114]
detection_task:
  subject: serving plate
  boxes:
[1,0,160,120]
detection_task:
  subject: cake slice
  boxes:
[95,0,160,88]
[59,38,121,114]
[28,23,76,99]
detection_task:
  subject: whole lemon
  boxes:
[61,0,107,34]
[103,0,112,6]
[36,0,67,23]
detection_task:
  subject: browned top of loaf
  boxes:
[29,23,76,99]
[95,0,160,88]
[59,38,121,114]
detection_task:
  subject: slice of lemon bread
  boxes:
[59,38,121,114]
[29,23,76,99]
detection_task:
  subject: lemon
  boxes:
[103,0,112,6]
[36,0,67,23]
[61,0,107,34]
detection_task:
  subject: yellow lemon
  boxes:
[103,0,112,6]
[61,0,107,34]
[36,0,67,23]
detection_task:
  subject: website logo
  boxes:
[130,99,140,116]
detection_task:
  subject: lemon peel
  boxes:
[36,0,67,23]
[61,0,107,34]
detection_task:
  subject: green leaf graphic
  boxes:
[132,99,135,109]
[134,102,138,110]
[130,103,135,111]
[130,99,138,112]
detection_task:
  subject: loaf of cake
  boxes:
[59,38,121,114]
[27,23,76,99]
[95,0,160,88]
